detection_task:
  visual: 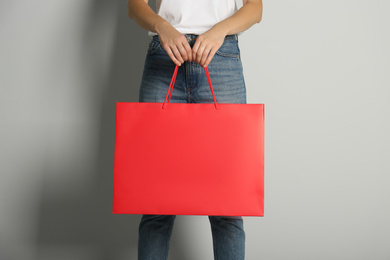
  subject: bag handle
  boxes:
[162,65,219,110]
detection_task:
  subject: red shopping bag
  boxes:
[113,66,264,216]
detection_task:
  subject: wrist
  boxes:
[211,22,230,37]
[154,19,170,34]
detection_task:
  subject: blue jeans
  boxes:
[137,34,246,260]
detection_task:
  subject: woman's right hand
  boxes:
[155,20,192,66]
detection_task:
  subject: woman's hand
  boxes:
[156,20,192,66]
[192,27,226,68]
[190,0,263,67]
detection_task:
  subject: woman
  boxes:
[127,0,263,259]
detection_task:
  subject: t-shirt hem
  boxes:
[147,31,243,37]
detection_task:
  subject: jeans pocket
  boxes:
[215,41,241,59]
[147,40,162,56]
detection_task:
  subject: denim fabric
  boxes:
[138,215,245,260]
[137,34,246,260]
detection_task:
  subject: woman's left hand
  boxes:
[192,27,226,67]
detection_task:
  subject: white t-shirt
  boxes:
[148,0,238,37]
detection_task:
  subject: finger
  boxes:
[200,47,212,67]
[203,49,217,67]
[176,43,189,61]
[165,47,182,66]
[171,46,185,64]
[192,42,199,63]
[183,42,192,62]
[194,43,206,64]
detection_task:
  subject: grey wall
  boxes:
[1,0,389,259]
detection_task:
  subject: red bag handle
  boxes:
[162,65,219,110]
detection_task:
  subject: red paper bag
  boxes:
[113,66,264,216]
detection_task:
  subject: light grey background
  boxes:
[1,0,389,259]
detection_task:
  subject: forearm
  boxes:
[127,0,169,34]
[212,0,263,36]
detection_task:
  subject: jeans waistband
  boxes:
[152,34,238,43]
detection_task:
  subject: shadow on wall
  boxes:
[34,1,187,259]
